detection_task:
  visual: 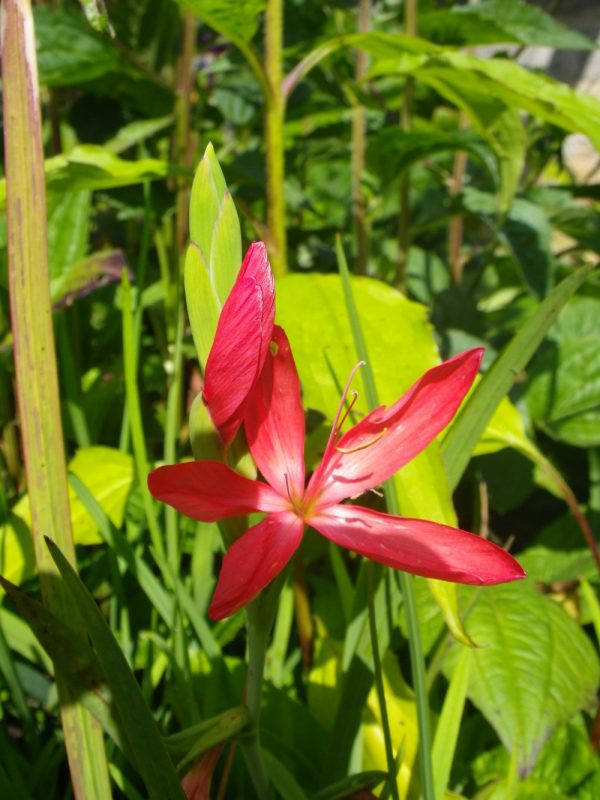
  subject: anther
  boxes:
[284,473,302,514]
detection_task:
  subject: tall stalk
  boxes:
[396,0,417,289]
[352,0,371,275]
[264,0,287,277]
[1,1,111,796]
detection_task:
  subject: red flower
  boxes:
[150,325,525,619]
[201,241,275,447]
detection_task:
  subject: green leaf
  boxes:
[176,0,265,44]
[34,8,119,85]
[420,0,595,49]
[47,191,91,279]
[279,273,476,646]
[51,249,127,308]
[525,294,600,447]
[432,647,471,800]
[448,581,599,777]
[185,144,242,373]
[263,749,309,800]
[165,707,249,770]
[0,147,168,210]
[442,264,595,489]
[277,275,459,526]
[502,198,555,298]
[104,116,174,155]
[12,447,134,553]
[0,515,35,586]
[474,393,538,461]
[367,128,498,187]
[76,0,115,36]
[46,539,186,800]
[0,577,124,751]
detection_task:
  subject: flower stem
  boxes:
[264,0,286,277]
[242,601,272,800]
[367,562,400,800]
[240,574,286,799]
[337,237,435,800]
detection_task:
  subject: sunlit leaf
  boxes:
[447,581,599,777]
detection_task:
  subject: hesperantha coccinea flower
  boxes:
[149,324,525,620]
[200,241,274,448]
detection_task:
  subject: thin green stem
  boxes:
[396,0,418,290]
[164,304,184,573]
[119,183,153,452]
[337,236,435,800]
[367,562,400,800]
[264,0,287,277]
[121,270,166,565]
[351,0,371,275]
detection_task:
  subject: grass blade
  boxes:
[46,537,186,800]
[431,647,471,800]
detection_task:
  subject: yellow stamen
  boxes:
[335,428,387,454]
[284,473,302,514]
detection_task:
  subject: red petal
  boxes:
[209,511,304,619]
[148,461,285,522]
[244,325,305,500]
[310,504,526,585]
[307,348,483,507]
[203,243,275,446]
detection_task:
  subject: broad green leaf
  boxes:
[369,50,600,151]
[525,295,600,447]
[0,515,35,590]
[471,716,600,798]
[474,395,538,460]
[442,264,595,488]
[420,0,595,49]
[68,447,133,543]
[362,654,418,799]
[34,8,119,85]
[502,198,555,298]
[47,191,91,279]
[176,0,265,44]
[46,539,186,800]
[279,273,474,644]
[7,447,134,583]
[447,581,599,776]
[104,116,174,154]
[0,147,168,210]
[367,128,498,187]
[277,273,457,524]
